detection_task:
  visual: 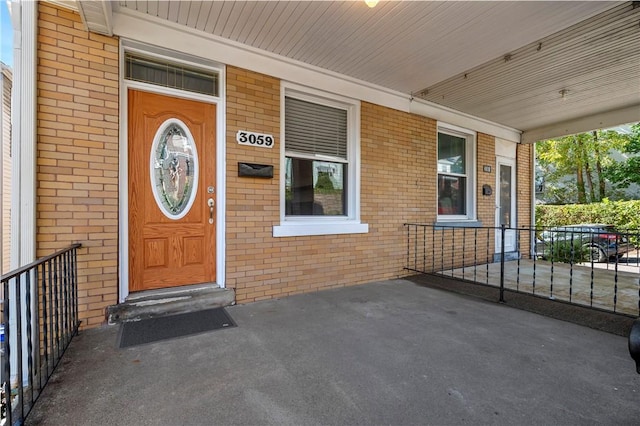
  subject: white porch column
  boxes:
[7,0,37,388]
[10,0,37,269]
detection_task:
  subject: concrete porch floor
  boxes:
[26,278,640,425]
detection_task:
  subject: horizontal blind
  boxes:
[125,53,219,97]
[285,97,347,159]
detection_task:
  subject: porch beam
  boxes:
[411,98,522,143]
[521,104,640,144]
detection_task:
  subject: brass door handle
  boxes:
[208,198,215,224]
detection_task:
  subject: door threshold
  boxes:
[107,283,235,324]
[126,282,221,302]
[493,251,520,263]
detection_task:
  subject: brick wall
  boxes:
[477,133,496,228]
[225,67,282,300]
[226,67,449,303]
[36,3,119,328]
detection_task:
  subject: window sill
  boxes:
[273,221,369,237]
[433,220,483,229]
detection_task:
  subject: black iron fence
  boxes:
[1,243,81,425]
[404,224,640,316]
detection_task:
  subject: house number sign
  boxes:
[236,130,274,148]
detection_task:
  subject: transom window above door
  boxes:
[124,52,219,97]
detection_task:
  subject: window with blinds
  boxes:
[124,53,219,97]
[284,96,349,217]
[274,84,368,236]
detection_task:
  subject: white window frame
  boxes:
[436,122,477,223]
[273,83,368,237]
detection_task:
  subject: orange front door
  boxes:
[128,89,216,292]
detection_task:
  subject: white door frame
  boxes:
[495,156,516,254]
[118,41,227,302]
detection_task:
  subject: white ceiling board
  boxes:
[76,0,635,138]
[195,2,214,31]
[418,2,640,137]
[115,1,617,91]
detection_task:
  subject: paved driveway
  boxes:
[26,279,640,425]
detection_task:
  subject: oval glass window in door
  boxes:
[150,118,199,219]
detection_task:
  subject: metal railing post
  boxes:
[500,224,506,303]
[2,279,10,426]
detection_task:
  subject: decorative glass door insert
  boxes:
[150,118,199,219]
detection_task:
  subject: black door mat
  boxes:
[118,307,236,349]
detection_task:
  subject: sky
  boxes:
[1,0,13,68]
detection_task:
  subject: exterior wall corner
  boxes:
[36,3,120,328]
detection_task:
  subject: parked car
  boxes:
[535,224,632,263]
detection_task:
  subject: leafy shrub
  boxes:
[536,200,640,245]
[542,239,590,263]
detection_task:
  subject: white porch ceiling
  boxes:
[75,1,640,142]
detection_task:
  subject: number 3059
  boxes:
[236,131,274,148]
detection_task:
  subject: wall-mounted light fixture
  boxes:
[365,0,379,8]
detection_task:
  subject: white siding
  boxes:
[1,64,12,275]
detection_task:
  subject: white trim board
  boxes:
[111,8,522,143]
[495,138,517,159]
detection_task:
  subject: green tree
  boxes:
[537,134,590,203]
[575,134,587,203]
[536,126,633,204]
[604,123,640,190]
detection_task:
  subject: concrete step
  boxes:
[106,284,235,324]
[493,251,521,263]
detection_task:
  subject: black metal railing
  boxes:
[1,243,81,425]
[404,224,640,316]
